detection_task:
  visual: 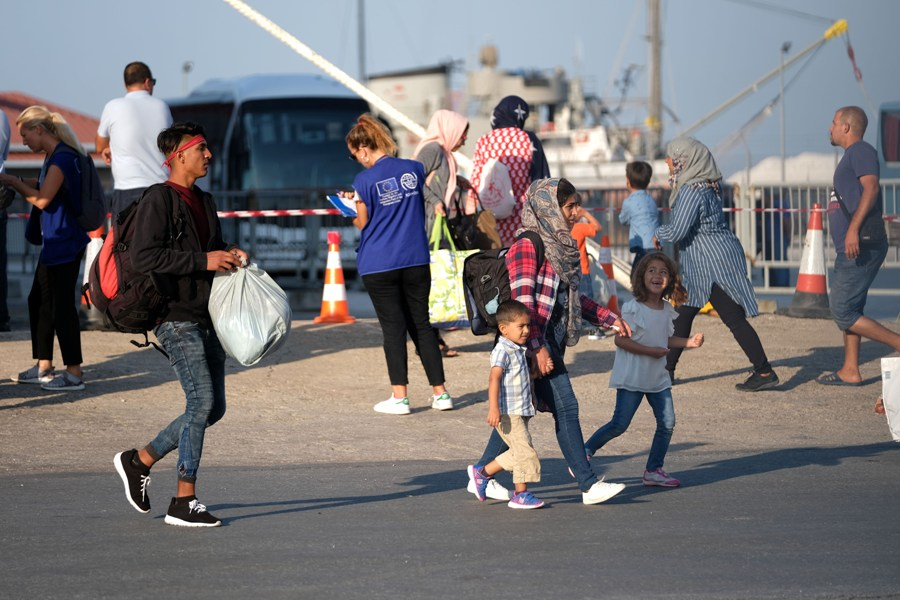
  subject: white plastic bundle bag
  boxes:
[881,357,900,442]
[208,263,292,366]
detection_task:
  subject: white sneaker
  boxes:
[582,479,626,505]
[373,396,411,415]
[465,466,512,500]
[431,392,453,411]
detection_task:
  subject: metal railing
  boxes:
[580,180,900,295]
[4,181,899,296]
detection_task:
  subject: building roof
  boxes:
[1,91,101,166]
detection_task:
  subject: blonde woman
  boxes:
[0,106,90,390]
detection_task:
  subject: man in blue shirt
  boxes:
[818,106,900,386]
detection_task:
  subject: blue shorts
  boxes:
[829,240,887,330]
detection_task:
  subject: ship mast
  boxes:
[646,0,662,158]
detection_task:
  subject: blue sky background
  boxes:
[3,0,898,176]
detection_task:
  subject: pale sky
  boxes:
[3,0,898,176]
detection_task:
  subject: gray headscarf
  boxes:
[666,137,722,204]
[517,178,583,346]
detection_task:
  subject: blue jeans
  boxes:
[148,321,227,483]
[478,366,598,492]
[829,241,888,331]
[585,388,675,472]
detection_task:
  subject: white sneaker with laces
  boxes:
[465,466,512,500]
[582,478,626,505]
[373,396,411,415]
[431,392,453,411]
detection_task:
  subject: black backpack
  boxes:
[52,145,109,231]
[462,231,545,335]
[83,187,180,353]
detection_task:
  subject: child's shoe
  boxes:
[643,468,681,487]
[508,491,545,509]
[465,467,512,500]
[467,464,490,501]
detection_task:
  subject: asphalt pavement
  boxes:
[2,447,898,599]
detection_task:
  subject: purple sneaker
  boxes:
[467,464,490,501]
[643,468,681,487]
[508,491,545,509]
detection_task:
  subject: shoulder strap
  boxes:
[516,230,545,271]
[832,190,854,221]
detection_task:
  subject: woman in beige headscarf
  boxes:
[654,137,778,392]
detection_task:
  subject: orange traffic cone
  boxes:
[778,203,831,319]
[80,224,108,329]
[598,235,619,314]
[314,231,356,324]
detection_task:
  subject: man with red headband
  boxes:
[113,121,248,528]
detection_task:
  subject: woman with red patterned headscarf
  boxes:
[469,96,550,245]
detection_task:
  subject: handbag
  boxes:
[832,190,887,244]
[428,216,476,328]
[447,189,502,251]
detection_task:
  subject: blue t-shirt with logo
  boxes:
[33,143,90,265]
[353,156,429,276]
[829,140,881,253]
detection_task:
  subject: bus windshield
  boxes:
[235,97,364,190]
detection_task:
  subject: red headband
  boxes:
[163,135,206,168]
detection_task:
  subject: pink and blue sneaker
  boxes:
[467,465,490,501]
[508,491,545,509]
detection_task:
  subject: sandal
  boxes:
[439,341,459,358]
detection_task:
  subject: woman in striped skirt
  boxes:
[653,137,779,392]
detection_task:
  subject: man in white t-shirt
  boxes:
[96,61,173,217]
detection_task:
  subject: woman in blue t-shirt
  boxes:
[342,114,453,415]
[1,106,90,390]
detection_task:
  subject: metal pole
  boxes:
[780,42,791,182]
[220,0,473,169]
[357,0,366,83]
[646,0,662,158]
[681,20,846,138]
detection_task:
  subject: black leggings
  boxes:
[29,251,85,366]
[362,265,445,386]
[666,283,771,374]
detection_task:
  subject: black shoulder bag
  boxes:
[832,190,886,245]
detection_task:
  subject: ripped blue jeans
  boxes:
[147,321,227,483]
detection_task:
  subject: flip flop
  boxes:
[816,372,862,386]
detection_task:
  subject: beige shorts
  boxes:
[495,415,541,484]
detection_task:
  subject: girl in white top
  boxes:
[585,252,704,487]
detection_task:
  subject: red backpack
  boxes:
[83,186,179,352]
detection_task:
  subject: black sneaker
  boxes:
[735,370,780,392]
[114,449,151,513]
[164,496,222,527]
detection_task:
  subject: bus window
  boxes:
[879,104,900,180]
[237,98,364,191]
